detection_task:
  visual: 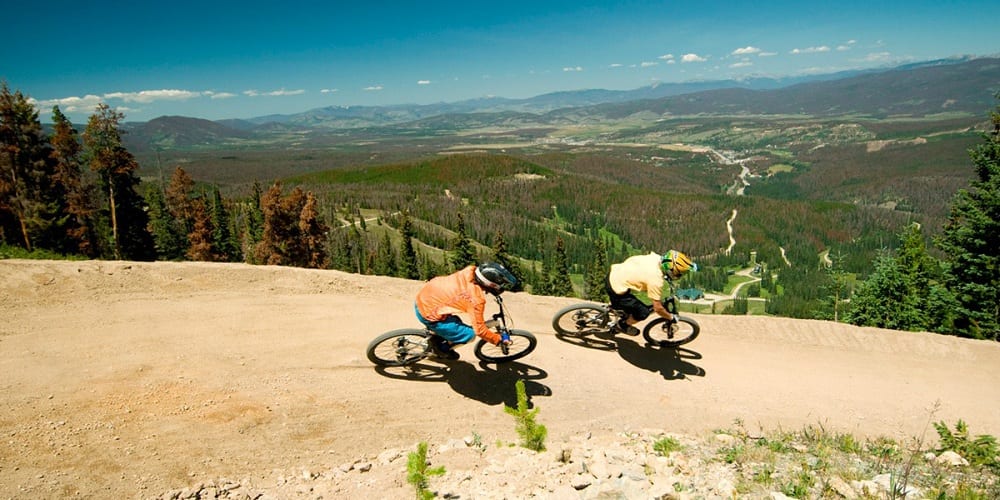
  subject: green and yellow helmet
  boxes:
[661,250,695,280]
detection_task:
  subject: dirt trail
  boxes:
[2,259,999,498]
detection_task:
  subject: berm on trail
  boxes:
[2,259,999,498]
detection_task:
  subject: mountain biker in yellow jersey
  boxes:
[605,250,696,336]
[414,262,519,360]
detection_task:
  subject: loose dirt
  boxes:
[2,259,999,498]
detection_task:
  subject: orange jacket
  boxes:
[415,266,500,344]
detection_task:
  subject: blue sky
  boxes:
[3,0,998,123]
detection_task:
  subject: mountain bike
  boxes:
[367,295,537,366]
[551,280,700,348]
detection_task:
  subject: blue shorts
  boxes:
[414,304,475,344]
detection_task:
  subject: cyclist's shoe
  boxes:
[613,320,640,336]
[429,336,460,360]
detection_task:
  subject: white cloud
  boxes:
[730,61,753,68]
[681,53,707,63]
[790,46,831,54]
[837,40,857,51]
[562,66,583,72]
[29,94,104,113]
[609,63,624,68]
[858,51,893,62]
[732,46,761,55]
[320,88,339,94]
[658,54,674,61]
[759,51,778,57]
[244,89,306,97]
[206,91,236,99]
[640,61,658,68]
[104,89,201,103]
[417,80,431,85]
[364,85,383,91]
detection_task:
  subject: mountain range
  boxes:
[123,56,1000,151]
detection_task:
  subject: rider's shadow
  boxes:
[375,360,551,408]
[446,361,551,408]
[613,339,706,380]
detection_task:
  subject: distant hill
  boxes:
[575,56,1000,120]
[123,115,251,152]
[121,56,999,150]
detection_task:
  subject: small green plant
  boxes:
[834,431,863,454]
[779,463,815,498]
[470,431,485,452]
[866,436,902,471]
[406,441,445,500]
[653,436,682,456]
[934,419,999,468]
[753,463,775,487]
[720,444,746,464]
[504,379,547,452]
[762,436,792,453]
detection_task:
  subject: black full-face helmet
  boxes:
[474,262,519,295]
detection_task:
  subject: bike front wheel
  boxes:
[551,303,611,336]
[642,316,700,348]
[474,329,537,363]
[366,328,431,366]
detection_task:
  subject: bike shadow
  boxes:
[552,327,705,380]
[553,330,618,351]
[613,339,706,380]
[373,359,551,408]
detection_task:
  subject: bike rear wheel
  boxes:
[642,316,700,348]
[474,329,537,363]
[366,328,431,366]
[551,304,611,336]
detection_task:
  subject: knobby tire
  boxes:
[366,328,431,366]
[551,303,611,336]
[642,316,700,348]
[473,329,537,363]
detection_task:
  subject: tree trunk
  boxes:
[109,182,120,259]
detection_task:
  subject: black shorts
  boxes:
[605,276,652,322]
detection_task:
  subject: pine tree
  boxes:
[240,180,265,263]
[533,251,553,296]
[490,230,522,290]
[585,236,609,301]
[0,83,59,251]
[450,211,476,270]
[550,237,574,297]
[818,251,851,322]
[254,182,328,268]
[83,104,154,260]
[165,166,196,244]
[936,96,1000,339]
[847,252,922,330]
[299,191,329,269]
[254,182,293,266]
[374,231,398,276]
[400,211,420,279]
[209,187,238,262]
[50,106,98,256]
[186,198,214,261]
[145,185,186,260]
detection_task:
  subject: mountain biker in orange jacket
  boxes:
[605,250,695,336]
[414,262,518,360]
